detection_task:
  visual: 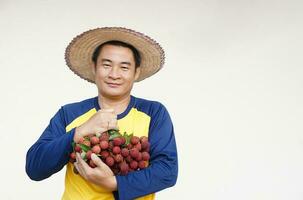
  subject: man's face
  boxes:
[93,44,140,99]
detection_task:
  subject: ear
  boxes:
[134,67,141,81]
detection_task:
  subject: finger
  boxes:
[91,153,107,168]
[76,153,91,173]
[75,153,89,178]
[74,160,85,177]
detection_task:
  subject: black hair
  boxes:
[92,40,141,68]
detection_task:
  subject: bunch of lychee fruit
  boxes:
[69,129,151,175]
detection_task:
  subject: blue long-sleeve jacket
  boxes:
[26,96,178,200]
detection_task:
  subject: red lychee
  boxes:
[119,162,129,175]
[108,141,114,150]
[86,150,92,160]
[121,148,129,157]
[130,148,139,159]
[100,140,109,150]
[126,143,133,149]
[120,137,126,145]
[130,136,140,145]
[100,151,109,159]
[70,152,76,160]
[114,154,123,163]
[78,137,85,144]
[125,155,133,163]
[141,152,150,161]
[90,136,100,145]
[113,137,122,146]
[140,136,148,143]
[141,141,150,151]
[112,146,121,154]
[129,160,138,170]
[92,145,101,154]
[74,145,81,153]
[100,132,110,141]
[138,160,147,169]
[135,152,142,161]
[134,143,142,151]
[106,156,115,167]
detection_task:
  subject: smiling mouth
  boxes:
[106,82,121,88]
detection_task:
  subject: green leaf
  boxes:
[124,133,133,146]
[109,133,121,140]
[108,129,119,135]
[79,143,91,152]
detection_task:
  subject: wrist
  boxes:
[103,176,117,191]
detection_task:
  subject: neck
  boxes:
[98,94,131,115]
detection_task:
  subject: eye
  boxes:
[103,64,111,68]
[121,66,129,71]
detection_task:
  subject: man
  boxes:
[26,27,178,200]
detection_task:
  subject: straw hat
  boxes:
[65,27,165,83]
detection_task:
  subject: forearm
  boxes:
[115,153,178,199]
[26,129,75,180]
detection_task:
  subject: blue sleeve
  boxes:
[26,107,75,181]
[114,104,178,200]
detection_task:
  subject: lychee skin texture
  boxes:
[130,136,140,145]
[100,151,109,159]
[134,143,142,151]
[100,140,109,150]
[78,137,85,144]
[125,155,133,163]
[92,145,101,154]
[113,137,122,146]
[120,137,126,145]
[140,136,148,143]
[120,162,129,175]
[126,143,133,149]
[108,141,114,149]
[112,146,121,154]
[141,141,150,151]
[135,152,142,161]
[86,150,92,160]
[138,161,147,169]
[130,148,139,158]
[129,160,138,170]
[121,148,129,157]
[141,152,150,161]
[106,156,115,167]
[100,132,110,141]
[70,152,76,160]
[90,136,100,145]
[114,154,123,163]
[74,145,81,153]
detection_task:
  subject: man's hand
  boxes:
[74,109,117,142]
[74,153,117,191]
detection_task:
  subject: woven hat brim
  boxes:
[65,27,165,83]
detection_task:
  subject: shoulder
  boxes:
[132,96,169,118]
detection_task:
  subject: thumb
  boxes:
[91,153,106,167]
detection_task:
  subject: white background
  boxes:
[1,0,303,199]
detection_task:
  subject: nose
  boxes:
[108,66,120,79]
